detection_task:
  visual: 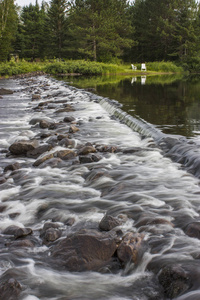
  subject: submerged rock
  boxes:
[9,140,39,155]
[33,153,54,166]
[158,264,191,299]
[4,162,20,173]
[99,215,121,231]
[0,278,22,300]
[185,222,200,240]
[63,116,75,123]
[55,150,76,160]
[79,154,102,164]
[51,229,117,272]
[69,125,79,133]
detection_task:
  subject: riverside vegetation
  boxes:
[0,60,184,77]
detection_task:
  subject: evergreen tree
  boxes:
[131,0,198,62]
[0,0,18,61]
[68,0,133,62]
[46,0,69,59]
[19,1,47,60]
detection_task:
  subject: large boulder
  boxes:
[51,229,117,272]
[9,140,39,155]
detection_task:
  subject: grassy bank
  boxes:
[0,60,184,77]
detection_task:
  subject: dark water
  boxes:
[65,74,200,138]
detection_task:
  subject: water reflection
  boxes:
[58,74,200,138]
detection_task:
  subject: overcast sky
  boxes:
[15,0,49,7]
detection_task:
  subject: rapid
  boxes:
[1,75,200,300]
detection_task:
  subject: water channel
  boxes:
[1,74,200,300]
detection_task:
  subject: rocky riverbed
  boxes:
[1,75,200,299]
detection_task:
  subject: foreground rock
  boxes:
[0,88,13,95]
[185,222,200,239]
[117,232,145,266]
[51,229,117,272]
[0,278,22,300]
[158,264,191,299]
[9,140,39,155]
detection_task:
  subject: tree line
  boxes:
[0,0,200,66]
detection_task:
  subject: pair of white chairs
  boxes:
[131,63,147,71]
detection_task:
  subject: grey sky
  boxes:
[15,0,49,7]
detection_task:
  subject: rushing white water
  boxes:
[1,76,200,299]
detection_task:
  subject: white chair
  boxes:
[131,64,137,71]
[141,63,146,71]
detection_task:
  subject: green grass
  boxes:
[0,59,184,77]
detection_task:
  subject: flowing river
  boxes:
[1,75,200,300]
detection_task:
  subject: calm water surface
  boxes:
[65,74,200,138]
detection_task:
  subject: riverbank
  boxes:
[1,75,200,299]
[0,60,184,78]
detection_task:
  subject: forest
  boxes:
[1,0,200,71]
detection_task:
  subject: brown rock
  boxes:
[32,94,41,100]
[7,239,35,248]
[69,125,79,133]
[55,150,76,160]
[33,153,54,167]
[43,228,62,243]
[158,265,191,298]
[0,88,13,95]
[0,177,6,184]
[3,225,32,239]
[63,116,75,123]
[99,215,121,231]
[185,222,200,239]
[59,138,75,148]
[39,120,51,129]
[79,154,102,164]
[51,229,117,272]
[4,162,20,173]
[26,144,53,158]
[9,140,39,155]
[0,278,22,300]
[117,232,145,265]
[78,146,96,155]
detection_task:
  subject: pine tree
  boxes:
[19,1,47,60]
[0,0,18,61]
[46,0,69,59]
[68,0,133,62]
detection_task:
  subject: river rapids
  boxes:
[1,75,200,300]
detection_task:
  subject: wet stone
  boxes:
[0,176,6,184]
[158,265,191,299]
[4,162,20,173]
[55,150,76,160]
[0,88,13,95]
[95,144,119,153]
[32,94,41,100]
[0,278,22,300]
[26,144,53,158]
[43,228,62,243]
[9,139,39,155]
[117,232,145,266]
[39,120,51,129]
[3,225,32,239]
[99,215,121,231]
[79,154,102,164]
[69,125,79,133]
[63,116,75,123]
[185,222,200,239]
[51,229,117,272]
[33,153,54,167]
[58,138,75,148]
[78,146,97,155]
[7,239,35,248]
